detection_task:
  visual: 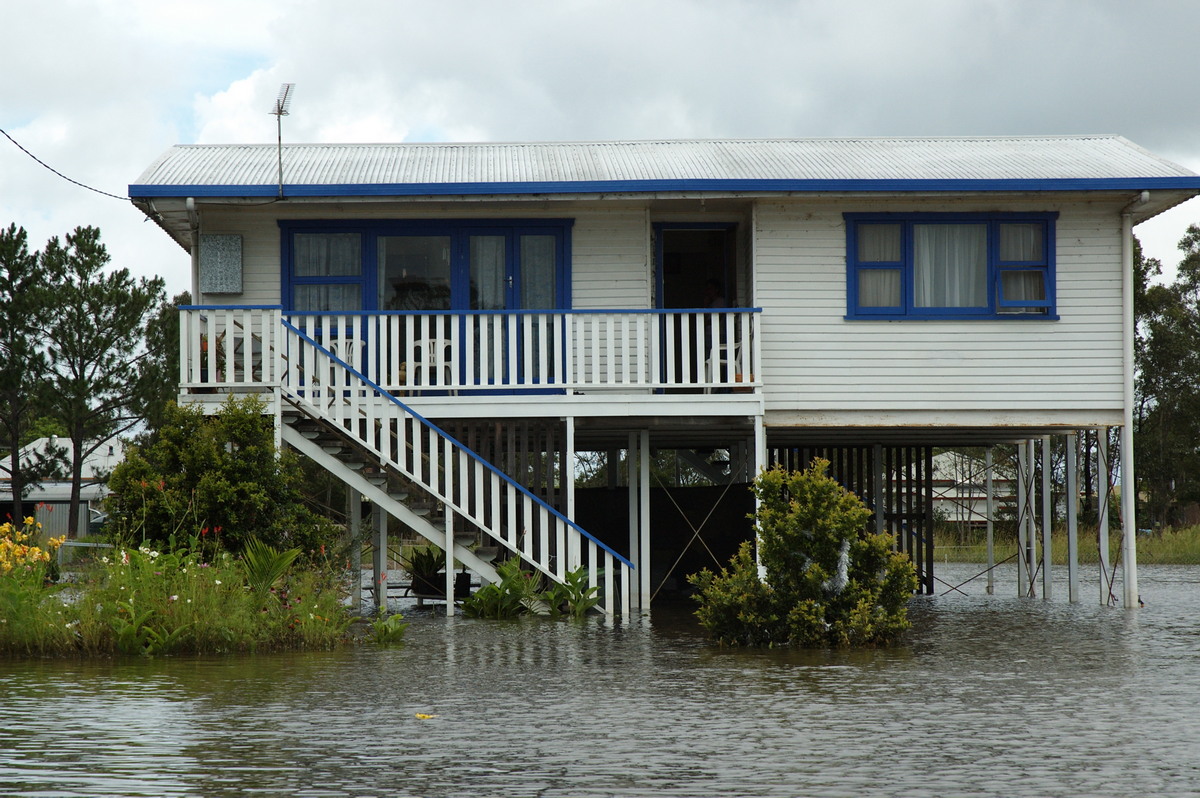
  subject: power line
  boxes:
[0,127,130,201]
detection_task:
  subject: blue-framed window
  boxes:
[280,219,573,312]
[845,212,1057,319]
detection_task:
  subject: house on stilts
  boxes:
[129,135,1200,614]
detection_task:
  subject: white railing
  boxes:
[181,306,761,395]
[279,321,633,615]
[180,305,283,390]
[177,303,758,393]
[281,308,761,394]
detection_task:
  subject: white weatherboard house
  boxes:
[130,136,1200,614]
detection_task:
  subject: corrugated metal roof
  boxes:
[129,135,1200,197]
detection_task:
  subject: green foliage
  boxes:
[461,560,600,619]
[41,225,166,536]
[541,565,601,618]
[135,291,190,437]
[402,545,446,582]
[369,611,411,644]
[0,224,55,506]
[0,544,351,657]
[689,460,917,648]
[462,558,540,619]
[105,396,342,556]
[1135,231,1200,527]
[242,538,302,599]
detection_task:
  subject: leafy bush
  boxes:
[461,559,599,619]
[369,611,411,644]
[689,460,917,647]
[105,397,342,557]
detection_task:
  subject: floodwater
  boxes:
[2,563,1199,798]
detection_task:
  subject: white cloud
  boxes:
[3,0,1200,297]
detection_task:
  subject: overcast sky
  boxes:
[3,0,1199,297]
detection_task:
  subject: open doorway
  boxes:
[655,224,737,309]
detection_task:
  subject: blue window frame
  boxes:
[845,212,1057,320]
[280,219,573,312]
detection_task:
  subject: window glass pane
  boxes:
[294,233,360,277]
[1001,270,1046,302]
[470,236,507,310]
[294,284,360,312]
[913,224,987,308]
[858,269,901,307]
[1000,223,1043,262]
[378,236,452,310]
[520,235,557,310]
[857,224,901,262]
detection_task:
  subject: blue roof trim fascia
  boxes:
[127,176,1200,199]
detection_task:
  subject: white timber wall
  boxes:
[194,204,652,310]
[754,198,1125,425]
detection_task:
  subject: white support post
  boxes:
[1121,204,1140,609]
[565,416,579,570]
[1027,438,1038,598]
[444,505,455,617]
[639,429,652,612]
[627,434,640,611]
[1066,432,1080,603]
[985,447,995,595]
[1042,436,1052,601]
[1098,430,1112,605]
[349,486,362,612]
[1119,425,1139,608]
[755,414,768,578]
[1017,441,1028,596]
[873,443,885,540]
[373,508,387,612]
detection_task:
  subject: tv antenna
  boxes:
[270,83,294,198]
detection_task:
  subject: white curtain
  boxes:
[1001,271,1045,303]
[470,235,506,310]
[520,235,557,309]
[857,223,901,262]
[1000,223,1041,262]
[913,224,987,308]
[293,284,359,312]
[859,269,901,307]
[294,233,360,276]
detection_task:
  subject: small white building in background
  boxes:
[0,437,125,538]
[932,450,1017,530]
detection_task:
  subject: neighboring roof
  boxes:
[130,135,1200,199]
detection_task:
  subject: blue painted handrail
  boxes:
[280,319,634,569]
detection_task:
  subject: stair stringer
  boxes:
[281,421,499,584]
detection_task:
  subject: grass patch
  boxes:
[0,532,354,658]
[934,525,1200,565]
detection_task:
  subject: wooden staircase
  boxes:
[277,320,633,616]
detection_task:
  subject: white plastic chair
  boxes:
[704,341,741,393]
[410,338,457,395]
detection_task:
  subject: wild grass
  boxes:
[934,525,1200,565]
[0,535,353,659]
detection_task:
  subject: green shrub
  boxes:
[105,397,342,557]
[461,559,599,619]
[689,460,917,648]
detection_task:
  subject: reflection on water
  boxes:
[3,564,1200,797]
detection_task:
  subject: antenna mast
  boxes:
[270,83,295,198]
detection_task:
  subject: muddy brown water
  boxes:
[2,562,1199,797]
